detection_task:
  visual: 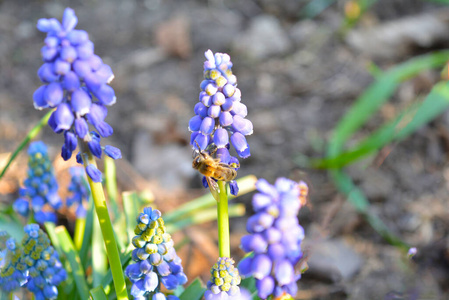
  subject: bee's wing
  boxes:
[206,176,220,202]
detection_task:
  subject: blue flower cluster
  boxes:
[238,178,308,299]
[0,233,27,294]
[125,207,187,300]
[34,7,121,181]
[204,257,249,300]
[13,141,61,224]
[66,166,90,218]
[22,224,67,300]
[189,50,252,195]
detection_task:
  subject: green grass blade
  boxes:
[80,194,94,271]
[104,156,119,218]
[100,250,132,292]
[165,203,245,234]
[179,278,206,300]
[328,51,449,157]
[330,169,409,249]
[164,175,256,223]
[92,210,107,288]
[90,286,108,300]
[312,81,449,168]
[0,110,52,179]
[122,191,139,244]
[55,226,90,300]
[300,0,337,18]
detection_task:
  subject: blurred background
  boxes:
[1,0,449,299]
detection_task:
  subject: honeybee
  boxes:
[192,142,239,201]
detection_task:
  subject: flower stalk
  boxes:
[80,143,128,300]
[217,180,230,258]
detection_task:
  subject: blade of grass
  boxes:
[104,156,119,219]
[100,250,132,292]
[165,203,245,234]
[92,210,107,288]
[312,81,449,168]
[179,278,206,300]
[164,175,256,223]
[300,0,337,19]
[0,110,52,179]
[55,226,90,300]
[90,287,108,300]
[328,50,449,157]
[80,193,94,271]
[330,169,409,250]
[122,191,139,244]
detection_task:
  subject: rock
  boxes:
[155,14,192,59]
[131,130,195,190]
[306,238,363,282]
[232,14,292,60]
[346,9,449,60]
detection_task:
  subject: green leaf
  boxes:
[90,286,108,300]
[92,210,107,288]
[0,214,24,241]
[179,278,206,300]
[0,110,52,179]
[328,50,449,157]
[312,81,449,168]
[80,194,94,271]
[100,250,132,292]
[300,0,336,18]
[122,191,139,244]
[55,226,90,300]
[330,169,409,250]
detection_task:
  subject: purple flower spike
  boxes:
[189,50,251,193]
[239,178,308,299]
[13,142,61,224]
[34,7,120,178]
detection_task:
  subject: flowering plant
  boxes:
[0,6,311,300]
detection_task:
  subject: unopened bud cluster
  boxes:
[125,207,187,300]
[238,178,307,299]
[0,225,66,299]
[13,141,61,224]
[0,232,27,294]
[204,257,247,300]
[22,224,67,300]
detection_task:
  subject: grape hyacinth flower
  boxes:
[204,257,251,300]
[188,50,252,195]
[66,166,90,217]
[0,232,27,294]
[13,141,61,224]
[238,178,308,299]
[33,7,121,181]
[125,207,187,300]
[21,224,67,300]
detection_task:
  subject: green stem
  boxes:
[80,146,128,300]
[217,180,230,257]
[74,217,86,251]
[0,110,52,180]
